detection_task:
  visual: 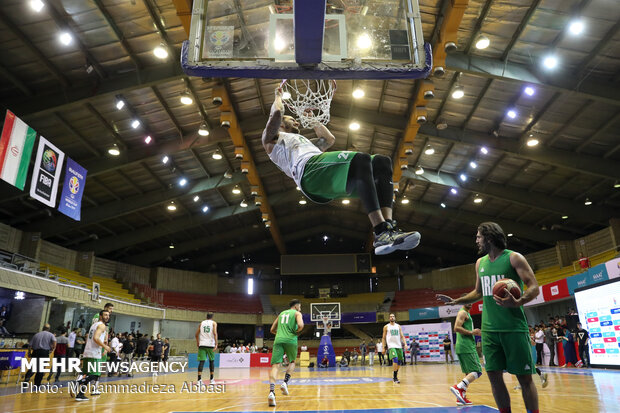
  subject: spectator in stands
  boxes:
[319,355,329,368]
[0,305,9,321]
[339,353,349,367]
[560,327,578,367]
[343,348,351,364]
[368,340,376,366]
[48,329,68,383]
[108,333,122,377]
[151,333,164,363]
[360,340,367,365]
[74,331,85,359]
[376,339,384,366]
[121,333,135,377]
[576,323,590,368]
[250,342,257,353]
[0,319,11,336]
[76,315,86,331]
[578,253,590,272]
[224,342,232,353]
[443,336,454,363]
[534,325,545,365]
[230,344,238,353]
[351,348,359,364]
[409,338,419,365]
[23,324,56,386]
[261,343,269,353]
[544,324,557,366]
[67,328,77,357]
[163,338,170,362]
[138,334,150,360]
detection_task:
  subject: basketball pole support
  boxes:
[294,0,326,66]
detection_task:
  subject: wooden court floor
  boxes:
[1,363,618,413]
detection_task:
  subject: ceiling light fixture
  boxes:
[440,203,446,208]
[562,215,568,219]
[107,144,120,156]
[451,86,464,99]
[144,135,152,144]
[584,198,592,206]
[415,166,424,175]
[342,199,350,205]
[232,185,241,195]
[224,170,232,179]
[459,173,467,182]
[480,147,489,155]
[349,121,360,131]
[524,86,535,96]
[475,35,490,50]
[180,91,193,105]
[543,55,558,70]
[526,138,539,147]
[352,88,365,99]
[450,188,458,195]
[401,197,409,205]
[131,119,140,129]
[240,199,248,208]
[162,155,169,164]
[212,149,223,160]
[568,19,585,36]
[153,43,168,59]
[198,123,209,136]
[115,98,125,110]
[299,198,306,205]
[169,243,175,249]
[436,118,448,130]
[202,205,209,213]
[469,161,477,169]
[424,145,435,155]
[507,109,517,119]
[613,181,620,189]
[178,177,187,187]
[59,32,73,46]
[167,202,177,211]
[507,233,513,237]
[193,195,200,202]
[474,195,483,204]
[30,0,45,12]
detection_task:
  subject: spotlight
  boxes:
[474,195,483,204]
[436,119,448,130]
[451,86,464,99]
[400,197,409,205]
[349,121,360,131]
[357,33,372,49]
[323,235,329,242]
[433,66,445,77]
[475,35,490,50]
[507,110,517,119]
[584,198,592,206]
[240,199,248,208]
[352,88,365,99]
[562,215,568,219]
[543,55,558,70]
[115,98,125,110]
[614,181,620,189]
[415,166,424,175]
[169,243,175,249]
[569,19,584,36]
[178,178,187,187]
[224,170,233,179]
[444,41,457,52]
[193,195,200,202]
[30,0,45,12]
[440,203,446,208]
[507,233,513,237]
[180,91,193,105]
[480,147,489,155]
[212,96,223,106]
[153,43,168,59]
[167,202,177,211]
[232,185,241,195]
[265,220,271,228]
[131,119,140,129]
[459,174,467,182]
[450,188,458,195]
[342,199,350,205]
[254,196,262,206]
[198,123,209,136]
[14,291,25,300]
[526,138,539,147]
[424,145,435,155]
[107,144,120,156]
[524,86,535,96]
[212,150,223,160]
[202,205,209,213]
[423,90,435,99]
[299,198,307,205]
[59,32,72,46]
[469,161,477,169]
[144,136,152,144]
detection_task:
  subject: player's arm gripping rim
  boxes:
[262,87,284,154]
[493,252,539,308]
[454,310,481,336]
[437,258,484,306]
[309,123,335,152]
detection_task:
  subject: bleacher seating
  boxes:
[40,263,140,303]
[390,287,471,311]
[267,293,388,314]
[160,291,262,313]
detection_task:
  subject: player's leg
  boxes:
[207,348,216,383]
[516,374,539,413]
[482,332,511,411]
[280,342,297,395]
[345,153,384,227]
[388,348,402,383]
[269,342,285,406]
[370,154,393,222]
[487,370,511,412]
[197,347,206,382]
[502,332,540,409]
[451,352,482,405]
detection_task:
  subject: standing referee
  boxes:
[23,324,56,386]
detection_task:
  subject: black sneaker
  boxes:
[393,378,400,384]
[75,393,89,402]
[374,229,420,255]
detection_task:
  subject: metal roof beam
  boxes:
[0,63,32,96]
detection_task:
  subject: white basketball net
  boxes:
[281,79,337,129]
[322,316,332,335]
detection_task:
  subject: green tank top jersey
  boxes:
[455,309,476,354]
[275,308,298,343]
[479,249,529,333]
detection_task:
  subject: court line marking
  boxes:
[209,397,445,412]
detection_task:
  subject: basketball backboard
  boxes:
[310,302,341,322]
[183,0,431,79]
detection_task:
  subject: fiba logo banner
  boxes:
[29,137,64,208]
[205,26,233,58]
[58,157,87,221]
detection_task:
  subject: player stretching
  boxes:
[268,299,304,407]
[382,313,406,384]
[195,313,218,384]
[70,310,111,402]
[262,86,420,255]
[450,300,483,405]
[438,222,541,413]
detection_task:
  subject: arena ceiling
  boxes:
[0,0,618,272]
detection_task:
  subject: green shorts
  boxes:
[82,358,102,377]
[271,340,298,365]
[482,331,535,375]
[457,352,482,374]
[388,348,404,364]
[198,346,215,361]
[301,151,359,203]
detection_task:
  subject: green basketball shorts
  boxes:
[81,358,102,377]
[388,348,404,364]
[271,340,298,365]
[197,346,215,361]
[482,331,535,375]
[301,151,358,203]
[457,352,482,374]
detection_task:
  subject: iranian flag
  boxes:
[0,110,37,190]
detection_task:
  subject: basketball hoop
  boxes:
[322,316,332,335]
[280,79,337,129]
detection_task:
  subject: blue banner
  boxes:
[568,264,610,294]
[567,271,590,295]
[409,307,440,321]
[587,264,609,285]
[341,312,376,323]
[58,157,87,221]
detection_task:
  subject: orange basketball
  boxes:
[492,278,521,299]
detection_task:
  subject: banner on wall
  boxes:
[542,279,570,302]
[29,137,64,207]
[606,258,620,280]
[219,353,251,368]
[250,353,271,367]
[438,305,462,318]
[469,301,483,315]
[587,264,609,285]
[409,307,439,320]
[0,110,37,190]
[567,271,590,295]
[402,322,454,363]
[57,157,87,221]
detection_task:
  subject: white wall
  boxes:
[113,314,153,335]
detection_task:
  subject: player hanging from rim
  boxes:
[382,313,406,384]
[268,299,304,407]
[262,85,420,255]
[450,298,483,406]
[195,312,218,384]
[70,310,112,402]
[437,222,541,413]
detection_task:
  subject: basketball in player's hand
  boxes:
[492,278,521,299]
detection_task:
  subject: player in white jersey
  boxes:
[382,313,406,384]
[82,302,113,393]
[70,310,111,402]
[195,313,218,383]
[263,86,420,256]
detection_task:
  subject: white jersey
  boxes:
[268,131,322,190]
[385,323,402,349]
[198,320,216,347]
[83,321,107,358]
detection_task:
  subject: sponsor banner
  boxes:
[341,312,376,323]
[567,271,590,295]
[542,278,570,301]
[250,353,271,367]
[409,307,439,321]
[469,301,484,315]
[0,350,27,370]
[524,290,545,307]
[58,157,87,221]
[29,136,64,207]
[0,110,37,190]
[204,26,234,58]
[587,264,609,285]
[402,322,453,363]
[605,257,620,280]
[438,305,462,318]
[255,325,264,339]
[219,353,250,369]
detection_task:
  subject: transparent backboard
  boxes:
[310,302,341,322]
[183,0,431,79]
